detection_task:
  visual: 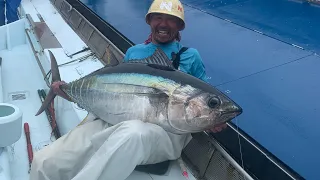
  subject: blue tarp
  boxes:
[182,0,320,54]
[80,0,320,179]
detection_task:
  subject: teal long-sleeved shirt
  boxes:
[123,41,208,82]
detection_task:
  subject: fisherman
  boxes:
[0,0,22,26]
[29,0,227,179]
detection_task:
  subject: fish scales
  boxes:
[61,73,175,127]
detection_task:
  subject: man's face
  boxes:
[149,13,182,44]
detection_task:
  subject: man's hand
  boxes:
[207,123,228,133]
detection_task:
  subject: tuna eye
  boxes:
[207,97,220,108]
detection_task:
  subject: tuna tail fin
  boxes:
[35,50,61,116]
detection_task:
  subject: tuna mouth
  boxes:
[221,111,241,117]
[219,108,242,121]
[220,105,243,117]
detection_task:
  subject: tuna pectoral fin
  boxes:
[124,48,176,70]
[35,88,56,116]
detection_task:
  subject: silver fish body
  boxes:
[36,48,243,134]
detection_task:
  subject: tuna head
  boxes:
[167,85,242,133]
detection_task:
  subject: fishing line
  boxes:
[235,116,246,179]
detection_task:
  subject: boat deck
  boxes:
[0,21,53,179]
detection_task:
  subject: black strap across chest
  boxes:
[171,47,189,69]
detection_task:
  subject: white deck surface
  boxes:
[0,0,197,179]
[0,43,54,180]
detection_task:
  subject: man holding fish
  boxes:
[30,0,241,179]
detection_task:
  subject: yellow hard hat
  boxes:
[146,0,185,30]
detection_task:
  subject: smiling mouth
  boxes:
[157,30,169,36]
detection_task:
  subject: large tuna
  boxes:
[36,48,243,134]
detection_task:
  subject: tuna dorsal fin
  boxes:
[126,48,175,69]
